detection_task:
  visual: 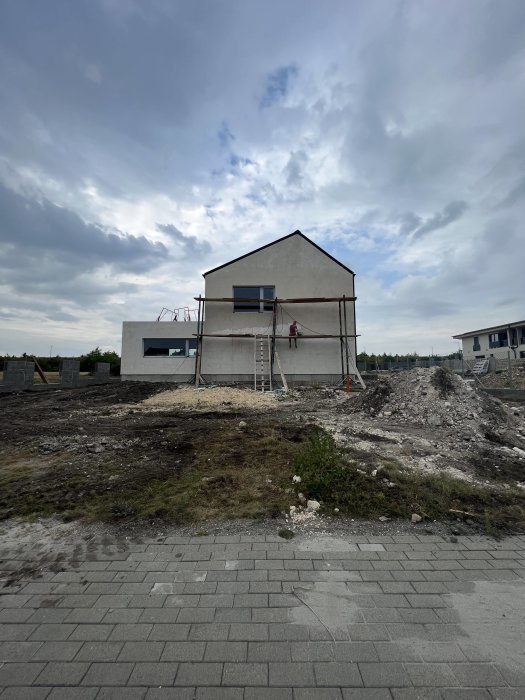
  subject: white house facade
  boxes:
[121,231,358,385]
[453,320,525,361]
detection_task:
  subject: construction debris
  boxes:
[347,367,509,429]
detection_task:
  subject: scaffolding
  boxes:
[156,306,199,322]
[192,295,364,390]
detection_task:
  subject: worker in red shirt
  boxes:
[289,320,298,349]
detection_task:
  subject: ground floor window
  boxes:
[233,286,275,312]
[143,338,197,357]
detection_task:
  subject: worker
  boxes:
[289,320,298,348]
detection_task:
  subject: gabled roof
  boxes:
[203,230,355,277]
[452,320,525,339]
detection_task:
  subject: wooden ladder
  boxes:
[254,335,272,392]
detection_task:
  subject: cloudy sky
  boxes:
[1,0,524,357]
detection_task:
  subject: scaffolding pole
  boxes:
[338,300,345,385]
[343,294,350,385]
[194,295,202,387]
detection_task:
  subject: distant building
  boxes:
[121,230,358,385]
[453,321,525,361]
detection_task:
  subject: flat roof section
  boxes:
[453,320,525,339]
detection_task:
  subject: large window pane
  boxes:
[233,287,260,312]
[187,339,198,357]
[233,286,275,312]
[143,338,188,357]
[263,286,275,311]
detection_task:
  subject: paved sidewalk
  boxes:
[1,527,525,699]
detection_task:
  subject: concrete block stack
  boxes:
[2,360,35,389]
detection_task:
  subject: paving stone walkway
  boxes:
[1,527,525,699]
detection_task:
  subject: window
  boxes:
[143,338,197,357]
[510,328,518,347]
[520,327,525,345]
[233,286,275,312]
[473,336,480,351]
[489,331,508,348]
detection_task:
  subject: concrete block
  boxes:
[314,662,362,686]
[128,661,178,685]
[59,359,80,387]
[222,662,268,686]
[174,662,223,686]
[358,662,411,687]
[268,662,315,686]
[204,641,247,662]
[80,661,134,685]
[3,361,34,389]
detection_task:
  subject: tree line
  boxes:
[0,347,120,374]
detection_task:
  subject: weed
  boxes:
[432,366,455,398]
[195,530,209,537]
[110,500,137,519]
[293,434,525,531]
[278,528,295,539]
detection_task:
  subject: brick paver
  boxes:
[1,529,525,698]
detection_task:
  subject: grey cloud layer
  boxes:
[0,0,524,353]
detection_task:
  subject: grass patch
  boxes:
[293,432,525,531]
[0,419,306,524]
[278,528,295,540]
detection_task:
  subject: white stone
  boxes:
[306,499,321,512]
[411,513,422,523]
[292,475,302,483]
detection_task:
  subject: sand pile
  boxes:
[141,386,276,411]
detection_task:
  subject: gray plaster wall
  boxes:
[121,321,198,378]
[202,234,355,378]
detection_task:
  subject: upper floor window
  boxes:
[473,336,480,351]
[488,331,508,349]
[233,286,275,312]
[143,338,197,357]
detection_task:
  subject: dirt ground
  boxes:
[1,373,524,533]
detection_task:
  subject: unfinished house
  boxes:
[121,230,359,386]
[453,320,525,362]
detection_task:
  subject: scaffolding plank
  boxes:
[193,333,359,338]
[194,296,356,303]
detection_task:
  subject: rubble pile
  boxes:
[348,367,510,430]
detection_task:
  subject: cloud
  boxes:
[0,182,168,273]
[218,122,235,148]
[410,201,469,240]
[155,223,212,258]
[259,65,298,108]
[0,0,524,355]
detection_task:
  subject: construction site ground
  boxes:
[2,372,525,696]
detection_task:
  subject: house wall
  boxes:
[460,326,525,361]
[121,321,197,381]
[201,234,355,381]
